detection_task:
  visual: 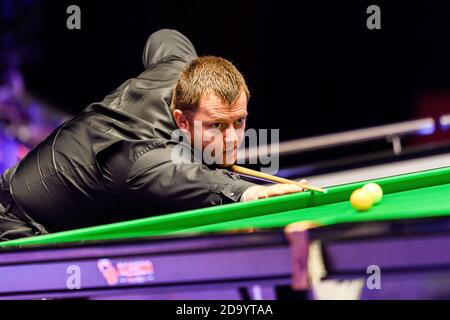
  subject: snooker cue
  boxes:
[230,165,327,193]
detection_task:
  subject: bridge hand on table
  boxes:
[240,179,308,202]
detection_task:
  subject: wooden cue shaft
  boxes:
[230,165,326,193]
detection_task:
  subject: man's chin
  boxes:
[216,162,234,168]
[216,154,237,168]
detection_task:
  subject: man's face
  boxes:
[174,91,248,167]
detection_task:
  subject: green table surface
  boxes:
[2,166,450,248]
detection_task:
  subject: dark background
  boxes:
[5,0,450,142]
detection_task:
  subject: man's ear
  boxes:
[172,109,191,132]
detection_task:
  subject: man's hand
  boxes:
[240,179,308,202]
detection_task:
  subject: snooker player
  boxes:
[0,29,305,241]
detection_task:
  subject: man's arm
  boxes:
[126,147,256,210]
[126,146,305,211]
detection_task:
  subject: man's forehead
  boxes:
[202,105,247,120]
[198,93,248,119]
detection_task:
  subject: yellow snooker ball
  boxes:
[362,182,383,204]
[350,188,374,212]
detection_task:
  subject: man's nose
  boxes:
[224,125,238,145]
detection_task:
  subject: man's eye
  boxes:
[235,118,246,126]
[211,123,222,129]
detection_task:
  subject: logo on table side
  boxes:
[97,258,155,286]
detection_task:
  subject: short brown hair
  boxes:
[170,56,250,114]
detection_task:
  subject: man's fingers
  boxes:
[245,183,306,201]
[286,184,303,194]
[256,190,269,199]
[266,184,303,197]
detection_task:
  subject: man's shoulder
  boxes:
[94,137,175,187]
[97,137,171,164]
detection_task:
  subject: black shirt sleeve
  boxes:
[125,146,256,211]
